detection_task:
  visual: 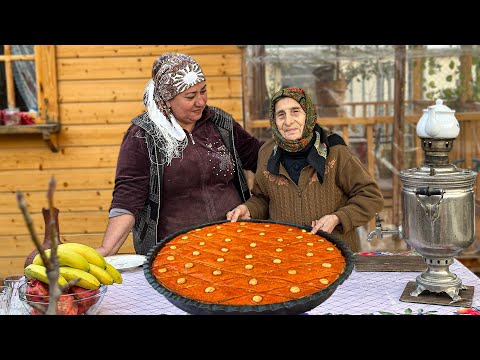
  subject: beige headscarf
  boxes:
[143,53,206,165]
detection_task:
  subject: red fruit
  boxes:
[25,279,50,302]
[71,286,100,314]
[56,294,78,315]
[77,303,92,315]
[30,308,45,315]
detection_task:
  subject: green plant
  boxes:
[377,308,438,315]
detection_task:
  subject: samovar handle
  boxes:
[415,186,445,222]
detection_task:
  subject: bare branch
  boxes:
[16,191,49,267]
[17,176,63,315]
[61,278,80,293]
[45,176,62,315]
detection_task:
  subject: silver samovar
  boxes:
[368,99,477,303]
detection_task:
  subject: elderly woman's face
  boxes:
[274,97,306,141]
[167,81,207,128]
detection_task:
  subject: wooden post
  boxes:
[458,45,473,169]
[4,45,16,109]
[411,45,425,167]
[411,45,425,113]
[459,45,473,105]
[35,45,59,124]
[239,45,250,131]
[367,123,375,230]
[243,45,269,134]
[392,45,406,229]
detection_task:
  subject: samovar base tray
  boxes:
[399,281,474,307]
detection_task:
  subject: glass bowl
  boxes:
[18,280,107,315]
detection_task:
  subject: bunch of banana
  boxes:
[24,263,68,287]
[24,242,123,290]
[58,266,101,289]
[58,243,107,269]
[32,248,90,272]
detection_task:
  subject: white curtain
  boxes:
[11,45,37,111]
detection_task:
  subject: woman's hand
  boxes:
[226,204,251,222]
[311,214,339,234]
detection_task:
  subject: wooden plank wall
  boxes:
[0,45,244,277]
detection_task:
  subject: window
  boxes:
[0,45,60,151]
[0,45,37,112]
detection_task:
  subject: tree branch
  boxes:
[17,175,63,315]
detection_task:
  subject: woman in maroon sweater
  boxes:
[97,53,262,256]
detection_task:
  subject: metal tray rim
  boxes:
[144,219,354,315]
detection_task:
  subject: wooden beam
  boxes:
[240,46,250,130]
[4,45,15,109]
[460,45,474,104]
[366,124,375,230]
[0,124,61,152]
[56,54,242,80]
[415,135,423,166]
[55,45,242,58]
[35,45,59,124]
[392,45,406,228]
[58,77,241,103]
[411,45,425,114]
[248,112,480,129]
[0,54,35,62]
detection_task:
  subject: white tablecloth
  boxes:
[97,259,480,315]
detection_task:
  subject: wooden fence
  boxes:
[246,111,480,230]
[248,112,480,173]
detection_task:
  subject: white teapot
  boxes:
[416,99,460,139]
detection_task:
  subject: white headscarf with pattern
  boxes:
[143,53,206,165]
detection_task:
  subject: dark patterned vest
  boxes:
[131,107,250,255]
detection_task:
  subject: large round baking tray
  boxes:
[144,219,354,315]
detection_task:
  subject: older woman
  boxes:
[97,53,262,256]
[227,87,383,252]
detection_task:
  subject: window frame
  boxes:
[0,45,60,152]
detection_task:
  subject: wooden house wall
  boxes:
[0,45,244,277]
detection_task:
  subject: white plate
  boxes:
[104,254,147,271]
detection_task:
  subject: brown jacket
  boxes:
[245,138,384,252]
